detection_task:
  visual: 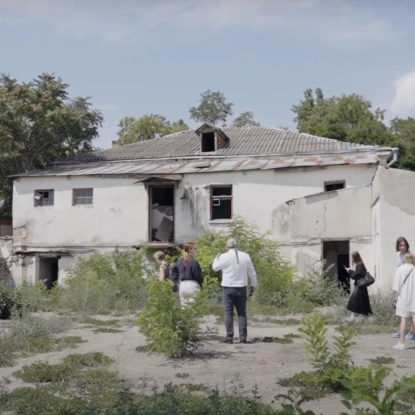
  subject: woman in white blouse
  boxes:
[392,252,415,350]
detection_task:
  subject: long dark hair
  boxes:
[351,251,363,265]
[396,237,410,252]
[183,242,196,266]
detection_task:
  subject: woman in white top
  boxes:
[392,237,415,340]
[392,252,415,350]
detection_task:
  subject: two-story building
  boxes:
[9,123,415,292]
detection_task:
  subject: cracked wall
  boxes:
[279,186,373,276]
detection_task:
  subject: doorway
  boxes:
[322,240,350,294]
[39,257,59,290]
[149,185,175,243]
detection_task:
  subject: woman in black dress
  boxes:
[345,251,372,323]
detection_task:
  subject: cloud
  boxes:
[0,0,403,47]
[390,70,415,117]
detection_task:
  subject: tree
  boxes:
[189,89,233,125]
[232,111,260,127]
[292,88,391,145]
[389,117,415,171]
[292,88,415,172]
[117,114,189,145]
[0,73,103,217]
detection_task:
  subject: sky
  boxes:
[1,0,415,149]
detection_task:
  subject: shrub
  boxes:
[0,283,21,319]
[290,262,346,307]
[136,280,209,358]
[60,249,148,315]
[278,314,358,398]
[63,352,113,368]
[195,217,296,307]
[13,362,74,383]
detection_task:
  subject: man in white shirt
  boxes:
[212,238,257,344]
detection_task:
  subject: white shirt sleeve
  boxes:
[392,268,400,294]
[212,254,226,272]
[246,255,258,287]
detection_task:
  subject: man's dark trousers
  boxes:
[223,286,247,340]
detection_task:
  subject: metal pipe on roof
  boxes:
[386,148,400,169]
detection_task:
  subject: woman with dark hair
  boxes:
[171,242,203,307]
[345,251,372,323]
[393,237,415,340]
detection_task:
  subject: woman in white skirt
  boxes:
[392,252,415,350]
[171,242,203,307]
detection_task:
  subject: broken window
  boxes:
[211,185,232,220]
[324,181,345,192]
[34,190,54,207]
[73,188,93,205]
[201,132,216,152]
[149,185,174,243]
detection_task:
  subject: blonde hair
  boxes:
[153,251,165,262]
[403,253,415,265]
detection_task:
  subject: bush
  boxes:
[195,217,296,307]
[136,280,209,358]
[290,263,346,307]
[0,283,21,319]
[60,249,148,315]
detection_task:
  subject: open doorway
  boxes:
[39,257,59,290]
[322,240,350,294]
[149,185,174,243]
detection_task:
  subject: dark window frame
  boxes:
[324,180,346,192]
[72,188,94,206]
[201,132,216,152]
[210,185,233,220]
[34,189,55,207]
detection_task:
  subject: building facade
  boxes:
[8,124,408,291]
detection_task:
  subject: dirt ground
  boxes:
[1,312,414,415]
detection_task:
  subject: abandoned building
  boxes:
[5,123,415,292]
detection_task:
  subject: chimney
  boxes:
[112,140,120,149]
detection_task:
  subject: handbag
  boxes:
[356,271,375,288]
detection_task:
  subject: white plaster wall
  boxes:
[281,186,374,276]
[13,164,376,249]
[13,176,148,248]
[373,167,415,292]
[175,164,377,242]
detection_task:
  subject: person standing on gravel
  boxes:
[212,238,257,344]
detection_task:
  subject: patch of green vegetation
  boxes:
[179,383,214,394]
[63,352,113,368]
[0,352,16,368]
[13,362,73,383]
[368,356,395,365]
[175,373,190,379]
[254,337,293,344]
[135,345,151,353]
[93,327,123,333]
[83,318,121,327]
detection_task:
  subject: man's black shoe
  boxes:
[222,337,233,344]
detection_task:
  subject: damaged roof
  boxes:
[13,152,389,178]
[64,126,379,163]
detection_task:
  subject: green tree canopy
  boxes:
[117,114,189,145]
[292,88,390,145]
[0,73,103,217]
[232,111,260,127]
[189,89,233,125]
[292,88,415,171]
